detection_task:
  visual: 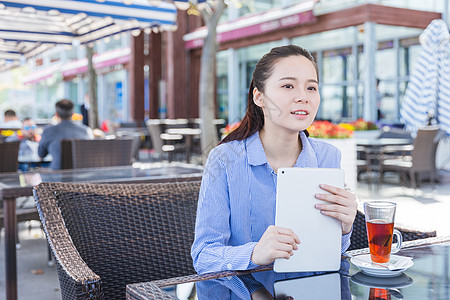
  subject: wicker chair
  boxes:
[33,181,201,299]
[378,126,442,188]
[348,210,437,251]
[61,138,134,169]
[0,141,40,248]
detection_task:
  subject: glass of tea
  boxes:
[364,201,403,264]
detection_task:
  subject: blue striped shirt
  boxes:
[191,131,351,281]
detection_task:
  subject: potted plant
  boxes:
[308,120,357,191]
[343,118,379,139]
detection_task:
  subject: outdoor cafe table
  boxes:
[126,236,450,299]
[0,162,204,300]
[356,138,413,183]
[356,138,412,148]
[166,128,202,163]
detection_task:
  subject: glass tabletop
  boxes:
[0,163,204,188]
[131,241,450,299]
[356,138,412,147]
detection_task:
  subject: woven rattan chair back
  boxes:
[348,210,437,251]
[34,181,201,299]
[0,140,19,172]
[60,139,73,169]
[61,138,133,169]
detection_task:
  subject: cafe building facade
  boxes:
[163,0,444,125]
[20,0,446,126]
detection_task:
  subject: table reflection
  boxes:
[195,260,351,299]
[143,241,450,300]
[351,272,413,300]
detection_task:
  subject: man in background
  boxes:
[38,99,94,169]
[0,109,22,128]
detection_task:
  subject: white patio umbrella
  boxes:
[400,19,450,136]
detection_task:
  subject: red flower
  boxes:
[307,121,353,139]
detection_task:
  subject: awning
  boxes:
[0,0,178,71]
[22,47,131,84]
[183,0,317,49]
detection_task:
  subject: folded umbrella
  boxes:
[401,19,450,136]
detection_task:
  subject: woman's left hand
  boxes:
[314,184,357,235]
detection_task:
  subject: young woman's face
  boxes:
[253,55,320,134]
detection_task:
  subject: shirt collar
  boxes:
[246,131,268,166]
[246,130,319,168]
[295,131,319,168]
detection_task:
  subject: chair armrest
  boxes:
[34,188,102,299]
[127,282,178,300]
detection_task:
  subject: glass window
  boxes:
[67,80,79,112]
[102,70,128,124]
[378,80,396,121]
[216,50,229,120]
[375,47,395,79]
[322,48,354,83]
[399,38,420,77]
[236,41,281,119]
[318,84,345,122]
[65,46,78,61]
[407,44,422,75]
[292,27,360,53]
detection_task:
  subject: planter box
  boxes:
[353,130,380,139]
[318,138,357,192]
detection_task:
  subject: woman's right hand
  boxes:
[251,225,300,266]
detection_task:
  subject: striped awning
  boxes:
[400,19,450,135]
[0,0,179,71]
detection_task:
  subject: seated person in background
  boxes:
[7,118,43,171]
[38,99,94,169]
[6,118,40,156]
[191,45,357,293]
[0,109,22,128]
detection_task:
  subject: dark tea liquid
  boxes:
[369,288,391,300]
[366,220,394,263]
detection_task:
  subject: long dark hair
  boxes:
[220,45,317,145]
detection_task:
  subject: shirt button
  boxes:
[227,263,232,270]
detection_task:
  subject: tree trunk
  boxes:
[86,45,99,129]
[199,0,226,164]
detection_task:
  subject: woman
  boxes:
[191,45,357,282]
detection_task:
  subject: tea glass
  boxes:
[364,201,403,264]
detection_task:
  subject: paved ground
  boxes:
[1,171,450,299]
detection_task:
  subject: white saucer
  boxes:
[350,254,414,277]
[351,272,413,288]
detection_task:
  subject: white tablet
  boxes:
[274,167,344,273]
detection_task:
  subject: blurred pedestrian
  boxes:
[376,79,384,121]
[80,93,90,127]
[38,99,94,169]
